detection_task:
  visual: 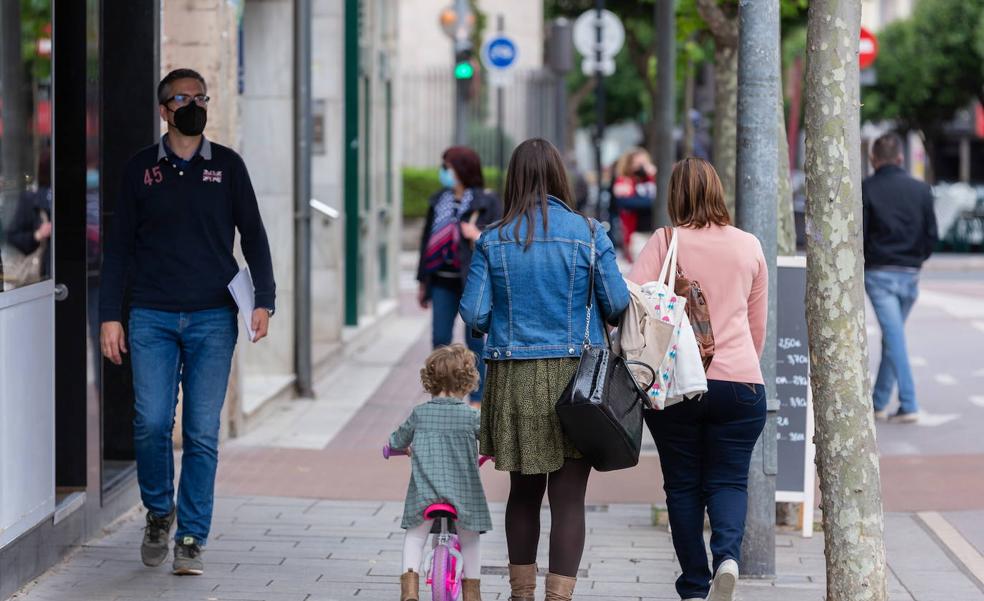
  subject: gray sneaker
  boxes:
[172,536,204,575]
[708,559,738,601]
[141,509,176,567]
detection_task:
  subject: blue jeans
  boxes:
[431,282,485,401]
[129,307,238,544]
[864,269,919,414]
[647,381,767,600]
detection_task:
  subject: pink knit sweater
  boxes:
[627,225,768,385]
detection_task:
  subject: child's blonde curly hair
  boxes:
[420,344,480,398]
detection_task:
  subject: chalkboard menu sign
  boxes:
[775,256,816,537]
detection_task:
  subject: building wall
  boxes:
[238,0,296,413]
[861,0,915,32]
[161,0,401,423]
[161,0,241,148]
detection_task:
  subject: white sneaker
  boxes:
[873,409,889,421]
[707,559,738,601]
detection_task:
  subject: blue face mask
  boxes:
[439,167,456,189]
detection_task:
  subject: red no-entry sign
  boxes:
[860,27,878,70]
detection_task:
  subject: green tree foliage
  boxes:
[862,0,984,175]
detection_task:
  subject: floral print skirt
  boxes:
[480,358,582,475]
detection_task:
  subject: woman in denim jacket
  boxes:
[460,138,629,601]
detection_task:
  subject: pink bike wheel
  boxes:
[430,543,458,601]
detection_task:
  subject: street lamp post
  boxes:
[735,0,780,579]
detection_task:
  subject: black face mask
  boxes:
[634,167,648,179]
[173,103,207,136]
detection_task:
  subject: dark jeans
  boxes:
[129,306,238,544]
[648,380,767,600]
[431,282,485,401]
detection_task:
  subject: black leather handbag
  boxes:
[555,220,656,472]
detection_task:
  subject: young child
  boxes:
[391,344,491,601]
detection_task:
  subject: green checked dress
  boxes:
[389,397,492,533]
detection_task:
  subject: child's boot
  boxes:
[400,569,419,601]
[508,563,537,600]
[544,572,577,601]
[462,578,482,601]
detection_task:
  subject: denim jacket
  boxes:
[459,196,630,360]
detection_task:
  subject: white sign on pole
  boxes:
[572,9,625,76]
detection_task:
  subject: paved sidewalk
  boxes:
[14,496,974,601]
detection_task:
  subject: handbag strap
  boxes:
[662,227,685,278]
[656,227,679,291]
[582,218,596,348]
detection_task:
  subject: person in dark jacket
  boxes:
[6,151,53,284]
[862,133,938,424]
[417,146,502,404]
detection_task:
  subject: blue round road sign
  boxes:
[482,35,518,71]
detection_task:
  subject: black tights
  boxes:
[505,458,592,577]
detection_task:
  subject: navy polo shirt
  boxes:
[99,135,276,322]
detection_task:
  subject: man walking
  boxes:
[862,133,937,424]
[100,69,275,575]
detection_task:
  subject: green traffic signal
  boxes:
[454,61,474,80]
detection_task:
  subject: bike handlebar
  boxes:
[384,444,494,466]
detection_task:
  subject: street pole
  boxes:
[293,0,314,397]
[496,14,505,192]
[654,0,675,228]
[593,0,607,221]
[453,0,470,146]
[735,0,780,579]
[548,18,574,156]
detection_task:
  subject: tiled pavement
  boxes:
[11,260,984,601]
[11,497,983,601]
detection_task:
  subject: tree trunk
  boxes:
[777,85,796,255]
[713,44,738,217]
[804,0,888,599]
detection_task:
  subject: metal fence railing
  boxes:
[399,67,561,173]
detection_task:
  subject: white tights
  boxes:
[402,520,481,580]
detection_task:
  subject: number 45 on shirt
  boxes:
[144,166,163,186]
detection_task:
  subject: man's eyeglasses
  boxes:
[165,94,210,108]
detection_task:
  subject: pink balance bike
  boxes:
[384,444,491,601]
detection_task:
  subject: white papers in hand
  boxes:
[228,266,256,341]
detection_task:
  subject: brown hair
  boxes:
[615,147,652,178]
[668,158,731,228]
[443,146,485,189]
[499,138,576,249]
[420,344,480,397]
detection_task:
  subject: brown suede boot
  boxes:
[544,572,577,601]
[462,577,482,601]
[508,563,537,601]
[400,569,419,601]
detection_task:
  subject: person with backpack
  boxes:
[417,146,503,405]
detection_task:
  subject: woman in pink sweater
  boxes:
[627,158,768,601]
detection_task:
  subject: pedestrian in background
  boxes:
[460,138,629,601]
[628,158,768,601]
[863,132,938,424]
[100,68,275,576]
[5,149,53,286]
[417,146,502,405]
[612,147,656,262]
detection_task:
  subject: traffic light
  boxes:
[454,48,474,80]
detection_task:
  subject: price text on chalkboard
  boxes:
[776,265,810,494]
